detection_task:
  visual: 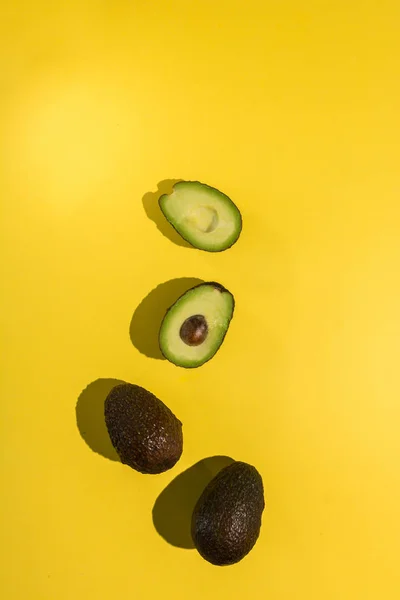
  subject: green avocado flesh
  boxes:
[159,181,242,251]
[159,282,234,368]
[191,461,265,566]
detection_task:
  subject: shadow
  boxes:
[76,378,125,461]
[142,179,193,248]
[152,455,234,548]
[130,277,204,360]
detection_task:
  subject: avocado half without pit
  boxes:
[159,181,242,251]
[159,282,235,368]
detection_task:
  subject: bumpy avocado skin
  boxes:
[104,383,183,474]
[191,461,264,565]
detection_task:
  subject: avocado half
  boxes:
[192,461,265,566]
[159,181,242,252]
[159,282,235,368]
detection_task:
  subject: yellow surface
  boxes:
[1,1,400,599]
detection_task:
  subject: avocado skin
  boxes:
[204,281,230,294]
[104,383,183,474]
[191,461,264,565]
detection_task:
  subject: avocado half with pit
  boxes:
[159,181,242,251]
[159,282,235,368]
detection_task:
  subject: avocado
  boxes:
[159,282,235,368]
[191,461,264,566]
[159,181,242,251]
[104,383,183,474]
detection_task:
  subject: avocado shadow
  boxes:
[129,277,204,360]
[152,455,234,549]
[76,378,125,461]
[142,179,193,248]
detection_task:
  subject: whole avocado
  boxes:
[191,461,264,565]
[104,383,183,474]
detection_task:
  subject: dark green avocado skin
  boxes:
[191,461,264,565]
[104,383,183,474]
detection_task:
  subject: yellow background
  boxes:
[1,1,400,598]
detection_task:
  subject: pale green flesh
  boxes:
[159,181,242,251]
[159,284,234,368]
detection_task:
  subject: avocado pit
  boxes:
[180,315,208,346]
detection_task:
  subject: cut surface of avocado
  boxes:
[159,181,242,251]
[159,282,235,368]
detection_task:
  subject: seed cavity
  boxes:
[186,206,219,233]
